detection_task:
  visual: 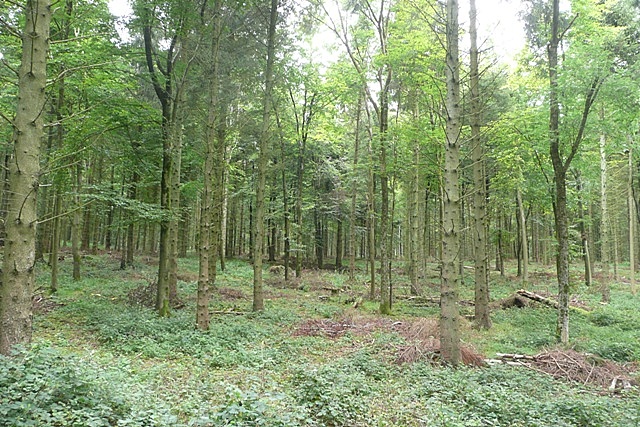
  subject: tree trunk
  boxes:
[516,188,528,285]
[575,172,591,286]
[335,218,343,270]
[253,0,278,311]
[548,0,601,343]
[599,110,611,302]
[0,0,51,355]
[470,0,490,329]
[50,193,62,292]
[72,163,83,281]
[348,92,362,282]
[629,145,636,295]
[440,0,462,365]
[410,144,420,295]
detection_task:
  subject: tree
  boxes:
[0,0,52,355]
[253,0,279,311]
[469,0,490,330]
[440,0,462,365]
[547,0,603,344]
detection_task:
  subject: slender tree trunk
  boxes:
[629,145,636,295]
[0,0,52,355]
[348,92,362,282]
[575,173,591,286]
[517,188,528,285]
[72,163,83,281]
[470,0,490,329]
[599,111,611,301]
[440,0,462,365]
[335,218,343,270]
[367,135,376,300]
[50,193,62,292]
[410,144,420,295]
[548,0,601,343]
[169,121,183,302]
[253,0,278,311]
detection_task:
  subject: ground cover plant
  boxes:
[2,255,639,426]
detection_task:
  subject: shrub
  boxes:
[0,345,175,427]
[291,365,370,426]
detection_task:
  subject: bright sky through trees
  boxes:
[107,0,527,63]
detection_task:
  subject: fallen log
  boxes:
[516,289,558,309]
[515,289,590,314]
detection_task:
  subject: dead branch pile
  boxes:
[216,287,247,300]
[489,349,638,391]
[293,315,486,367]
[32,294,64,314]
[292,315,401,338]
[395,318,485,367]
[126,281,156,307]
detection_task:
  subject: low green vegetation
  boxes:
[2,255,639,426]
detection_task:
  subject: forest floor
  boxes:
[2,254,640,426]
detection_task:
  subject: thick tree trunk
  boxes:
[470,0,490,329]
[440,0,462,365]
[253,0,278,311]
[0,0,51,355]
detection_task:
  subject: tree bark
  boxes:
[0,0,52,355]
[629,145,636,295]
[470,0,491,329]
[253,0,278,311]
[599,110,611,302]
[548,0,601,344]
[72,163,83,281]
[348,92,362,282]
[441,0,462,365]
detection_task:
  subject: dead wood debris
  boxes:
[32,294,65,314]
[487,349,638,392]
[493,289,591,312]
[292,316,485,367]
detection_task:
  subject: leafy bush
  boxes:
[291,365,370,426]
[0,345,175,427]
[404,363,638,427]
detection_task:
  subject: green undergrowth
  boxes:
[7,255,639,426]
